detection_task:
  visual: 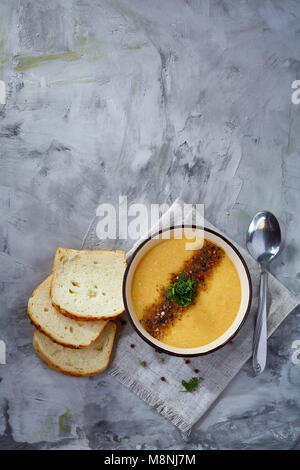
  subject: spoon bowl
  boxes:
[247,211,281,266]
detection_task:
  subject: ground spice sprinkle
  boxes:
[141,240,224,340]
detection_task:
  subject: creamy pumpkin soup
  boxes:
[131,237,241,348]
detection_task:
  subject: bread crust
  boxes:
[50,248,126,321]
[33,322,116,377]
[28,276,106,349]
[50,300,125,321]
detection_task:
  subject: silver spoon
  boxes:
[246,211,282,375]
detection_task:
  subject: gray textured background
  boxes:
[0,0,300,450]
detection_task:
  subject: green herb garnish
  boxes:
[181,377,199,393]
[166,273,197,307]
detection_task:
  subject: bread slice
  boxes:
[50,248,126,321]
[28,276,107,349]
[33,321,116,376]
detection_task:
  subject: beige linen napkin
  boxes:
[83,200,298,434]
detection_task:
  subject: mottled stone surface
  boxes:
[0,0,299,450]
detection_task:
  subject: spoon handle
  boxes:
[252,269,268,375]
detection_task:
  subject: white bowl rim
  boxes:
[122,225,252,357]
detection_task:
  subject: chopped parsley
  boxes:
[181,376,200,393]
[166,273,197,307]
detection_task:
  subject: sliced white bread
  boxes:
[50,248,126,321]
[28,276,108,349]
[33,321,116,377]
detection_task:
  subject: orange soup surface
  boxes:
[131,237,241,348]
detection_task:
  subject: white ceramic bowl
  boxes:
[123,226,252,356]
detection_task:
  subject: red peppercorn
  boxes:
[185,359,191,364]
[198,274,204,280]
[130,344,135,349]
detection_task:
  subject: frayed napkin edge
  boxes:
[109,366,193,435]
